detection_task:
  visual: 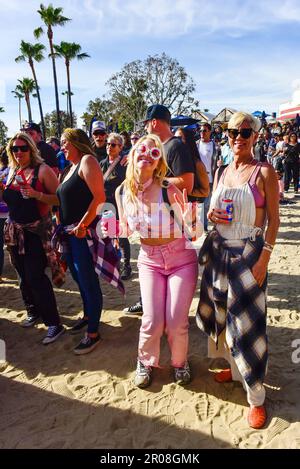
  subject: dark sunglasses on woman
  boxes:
[106,142,119,148]
[11,145,30,153]
[228,128,253,139]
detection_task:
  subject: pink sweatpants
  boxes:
[137,237,198,368]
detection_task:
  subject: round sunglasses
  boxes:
[136,144,161,160]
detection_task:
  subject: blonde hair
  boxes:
[62,128,96,157]
[6,132,43,169]
[107,132,124,146]
[228,112,261,132]
[123,133,168,211]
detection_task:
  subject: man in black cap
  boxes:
[22,123,59,174]
[142,104,194,192]
[124,104,195,314]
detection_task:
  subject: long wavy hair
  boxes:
[123,133,168,212]
[62,128,96,157]
[6,132,43,169]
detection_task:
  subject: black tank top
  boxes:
[3,166,41,224]
[57,164,93,225]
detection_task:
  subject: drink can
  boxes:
[221,198,233,222]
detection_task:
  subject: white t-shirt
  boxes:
[198,141,214,183]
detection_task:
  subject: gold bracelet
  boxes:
[264,241,274,251]
[262,246,272,253]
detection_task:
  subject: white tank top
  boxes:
[124,189,175,239]
[210,172,256,240]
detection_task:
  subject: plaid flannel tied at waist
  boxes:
[4,215,65,288]
[196,228,267,389]
[51,216,124,294]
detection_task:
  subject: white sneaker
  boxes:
[134,359,152,388]
[174,361,191,385]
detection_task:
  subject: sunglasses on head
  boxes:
[228,128,253,139]
[93,130,106,136]
[12,145,29,153]
[106,142,119,148]
[136,144,161,160]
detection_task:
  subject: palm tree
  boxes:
[15,40,46,138]
[0,107,4,113]
[15,78,37,122]
[54,42,89,127]
[34,4,71,137]
[11,89,24,129]
[62,90,74,116]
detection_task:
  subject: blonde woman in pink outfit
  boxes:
[103,134,202,388]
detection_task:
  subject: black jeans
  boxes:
[284,162,299,192]
[11,230,60,326]
[119,237,131,266]
[0,218,5,276]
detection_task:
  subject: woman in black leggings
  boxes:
[2,132,64,344]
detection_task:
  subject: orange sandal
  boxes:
[247,405,267,429]
[214,368,232,383]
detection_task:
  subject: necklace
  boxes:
[134,178,153,192]
[232,158,255,174]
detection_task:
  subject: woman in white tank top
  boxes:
[196,112,280,429]
[105,134,203,389]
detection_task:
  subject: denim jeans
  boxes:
[0,218,5,276]
[65,235,103,334]
[137,237,198,368]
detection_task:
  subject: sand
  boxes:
[0,194,299,449]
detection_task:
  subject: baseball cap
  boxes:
[140,104,171,125]
[92,121,107,133]
[22,122,42,133]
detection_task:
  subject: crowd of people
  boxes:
[1,105,299,430]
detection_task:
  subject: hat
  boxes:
[140,104,171,124]
[22,122,41,133]
[91,121,107,133]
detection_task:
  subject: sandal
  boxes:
[214,368,232,383]
[247,405,267,429]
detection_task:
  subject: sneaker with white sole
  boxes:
[174,361,191,385]
[70,317,88,335]
[42,324,65,345]
[73,333,100,355]
[134,359,152,388]
[21,315,39,328]
[123,300,143,314]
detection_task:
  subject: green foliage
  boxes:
[81,98,114,131]
[105,53,199,129]
[44,110,77,138]
[0,120,8,145]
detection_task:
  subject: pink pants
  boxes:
[137,237,198,368]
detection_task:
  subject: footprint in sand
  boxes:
[264,418,290,445]
[195,393,219,423]
[51,380,75,399]
[32,377,51,391]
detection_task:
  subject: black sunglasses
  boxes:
[200,129,209,133]
[228,128,253,139]
[12,145,30,153]
[93,130,106,136]
[106,142,119,148]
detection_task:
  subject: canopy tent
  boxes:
[191,110,215,123]
[170,115,200,127]
[212,107,237,123]
[278,105,300,121]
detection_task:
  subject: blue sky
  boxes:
[1,0,300,135]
